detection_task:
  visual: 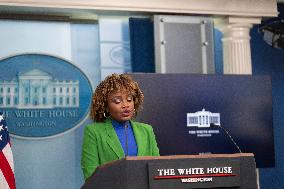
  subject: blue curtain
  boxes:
[129,18,155,72]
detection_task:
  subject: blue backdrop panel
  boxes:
[129,18,155,73]
[131,73,274,168]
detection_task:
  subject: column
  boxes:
[219,17,261,74]
[217,17,262,189]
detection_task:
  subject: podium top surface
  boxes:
[99,153,254,169]
[125,153,254,161]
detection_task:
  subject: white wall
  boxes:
[0,20,100,189]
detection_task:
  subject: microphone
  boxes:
[124,122,129,157]
[210,123,243,153]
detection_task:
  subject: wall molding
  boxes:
[0,0,278,17]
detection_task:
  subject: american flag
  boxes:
[0,113,16,189]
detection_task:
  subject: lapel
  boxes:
[104,119,125,158]
[131,121,146,156]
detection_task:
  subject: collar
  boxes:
[104,118,146,157]
[111,119,130,128]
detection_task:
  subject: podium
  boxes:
[81,153,257,189]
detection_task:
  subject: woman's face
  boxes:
[107,89,135,122]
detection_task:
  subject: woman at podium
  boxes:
[81,73,160,180]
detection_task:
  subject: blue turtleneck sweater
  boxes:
[112,120,138,156]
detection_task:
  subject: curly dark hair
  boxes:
[90,73,144,122]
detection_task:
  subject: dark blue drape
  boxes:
[129,18,155,72]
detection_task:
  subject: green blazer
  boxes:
[81,118,160,180]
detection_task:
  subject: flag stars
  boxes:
[0,124,4,131]
[0,135,2,141]
[0,114,3,121]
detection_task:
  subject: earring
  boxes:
[103,112,106,118]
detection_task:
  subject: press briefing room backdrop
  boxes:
[0,1,283,189]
